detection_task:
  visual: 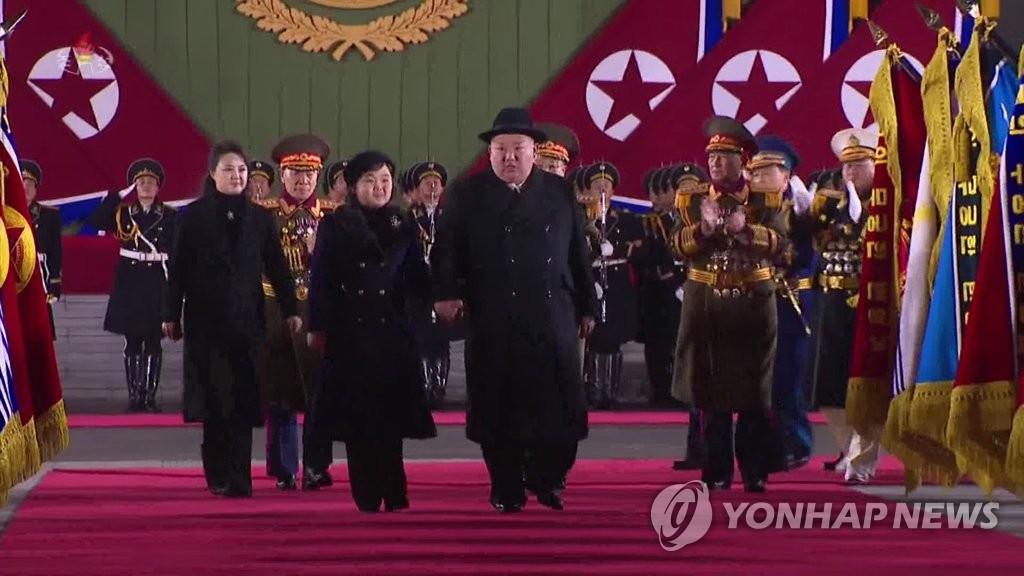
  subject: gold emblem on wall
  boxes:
[236,0,469,62]
[4,206,37,294]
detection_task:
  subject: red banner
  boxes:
[767,0,952,177]
[3,0,211,205]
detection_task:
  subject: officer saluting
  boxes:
[257,134,340,490]
[89,159,178,413]
[248,160,276,202]
[670,117,789,492]
[21,160,63,339]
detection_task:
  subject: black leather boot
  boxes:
[124,355,142,413]
[608,349,624,408]
[143,353,163,413]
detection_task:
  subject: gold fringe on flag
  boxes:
[883,32,961,491]
[945,17,1015,495]
[35,399,69,464]
[0,414,27,507]
[1008,406,1024,486]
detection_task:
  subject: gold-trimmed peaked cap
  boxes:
[323,159,348,193]
[703,115,757,160]
[410,161,448,187]
[127,158,165,187]
[535,123,580,164]
[831,128,877,163]
[20,159,41,185]
[748,135,799,172]
[272,134,331,171]
[248,160,275,184]
[583,162,620,189]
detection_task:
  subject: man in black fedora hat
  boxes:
[431,107,598,512]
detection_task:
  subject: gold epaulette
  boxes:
[674,182,708,212]
[811,188,844,222]
[318,198,341,213]
[257,198,279,210]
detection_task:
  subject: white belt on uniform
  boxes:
[119,248,169,263]
[593,258,628,268]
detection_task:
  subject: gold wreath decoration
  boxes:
[306,0,400,9]
[236,0,470,62]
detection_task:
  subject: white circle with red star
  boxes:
[26,47,119,140]
[711,50,802,135]
[586,49,676,142]
[841,49,924,132]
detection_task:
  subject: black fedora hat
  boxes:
[478,107,547,143]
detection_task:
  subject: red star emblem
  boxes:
[591,52,674,129]
[716,52,799,124]
[31,50,114,130]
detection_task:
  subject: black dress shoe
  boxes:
[535,491,564,510]
[823,452,846,471]
[672,459,703,471]
[490,498,524,513]
[384,496,410,512]
[706,480,731,491]
[223,484,253,498]
[787,455,811,471]
[302,469,332,491]
[743,480,766,493]
[276,476,297,491]
[209,484,230,496]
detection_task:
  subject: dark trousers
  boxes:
[124,335,162,355]
[481,439,578,505]
[201,418,253,493]
[344,439,406,511]
[686,407,706,461]
[643,338,675,404]
[702,410,771,486]
[302,385,333,473]
[266,409,299,480]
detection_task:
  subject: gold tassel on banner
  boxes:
[34,400,69,464]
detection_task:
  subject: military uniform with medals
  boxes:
[88,159,177,412]
[804,128,880,482]
[258,135,340,490]
[21,160,63,340]
[669,117,789,492]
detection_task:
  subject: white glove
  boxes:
[846,180,863,223]
[790,175,811,215]
[600,241,614,257]
[675,287,684,303]
[594,282,604,300]
[118,183,136,199]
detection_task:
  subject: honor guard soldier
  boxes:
[257,134,340,490]
[579,162,640,409]
[248,160,275,202]
[88,159,178,413]
[535,123,580,178]
[21,160,63,339]
[806,128,879,483]
[324,159,349,205]
[748,136,816,471]
[401,160,452,409]
[669,116,790,492]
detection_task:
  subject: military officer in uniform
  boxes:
[256,134,340,490]
[579,162,640,409]
[748,136,816,471]
[248,160,275,202]
[806,128,879,483]
[89,159,178,413]
[21,160,63,339]
[669,117,789,492]
[401,160,451,409]
[535,123,580,178]
[324,159,349,205]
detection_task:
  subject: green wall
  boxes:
[82,0,625,174]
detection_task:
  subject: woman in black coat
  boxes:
[163,140,301,498]
[307,150,437,513]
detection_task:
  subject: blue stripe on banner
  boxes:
[702,0,723,59]
[987,62,1021,155]
[959,14,975,52]
[830,0,849,55]
[915,201,961,385]
[611,195,652,213]
[0,302,18,425]
[1006,80,1024,348]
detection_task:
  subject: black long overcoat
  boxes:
[431,168,598,445]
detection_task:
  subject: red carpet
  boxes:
[66,411,830,428]
[1,459,1017,575]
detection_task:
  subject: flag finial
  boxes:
[915,3,944,32]
[866,20,889,47]
[0,10,28,42]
